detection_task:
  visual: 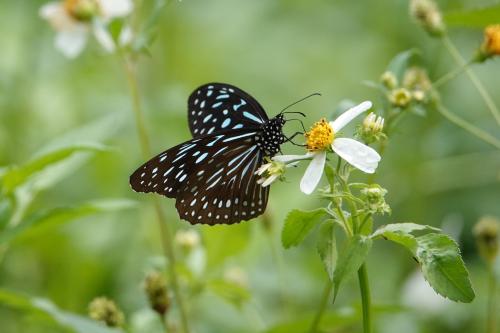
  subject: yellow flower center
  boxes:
[484,24,500,55]
[64,0,100,21]
[305,118,334,151]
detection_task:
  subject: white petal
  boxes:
[99,0,134,18]
[262,174,279,187]
[331,138,381,174]
[54,29,88,58]
[330,101,372,132]
[300,151,326,195]
[118,25,133,46]
[93,21,115,52]
[272,152,315,163]
[256,163,272,176]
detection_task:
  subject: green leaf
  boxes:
[371,222,440,253]
[444,5,500,28]
[386,49,420,80]
[207,279,251,309]
[281,208,327,249]
[316,220,337,280]
[0,199,136,245]
[132,0,166,54]
[324,164,335,189]
[415,233,475,303]
[0,289,123,333]
[0,144,110,195]
[332,235,372,300]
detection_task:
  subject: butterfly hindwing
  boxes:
[187,83,269,138]
[130,129,267,224]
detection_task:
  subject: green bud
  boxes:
[175,229,200,253]
[389,88,412,108]
[88,297,125,328]
[143,271,170,316]
[473,216,499,264]
[409,0,446,37]
[380,71,398,89]
[361,185,391,215]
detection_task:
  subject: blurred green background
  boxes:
[1,0,499,332]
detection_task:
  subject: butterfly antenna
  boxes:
[280,92,321,115]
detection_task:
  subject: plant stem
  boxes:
[436,105,500,150]
[442,35,500,126]
[357,263,372,333]
[432,60,472,89]
[309,280,334,333]
[487,264,497,333]
[123,57,191,333]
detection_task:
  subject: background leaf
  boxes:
[0,289,123,333]
[386,49,420,81]
[444,5,500,28]
[281,208,327,249]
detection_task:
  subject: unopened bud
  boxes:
[409,0,446,37]
[380,71,398,89]
[473,216,499,264]
[477,25,500,62]
[175,229,200,252]
[389,88,412,108]
[361,185,391,215]
[358,113,386,144]
[143,271,170,316]
[88,297,125,328]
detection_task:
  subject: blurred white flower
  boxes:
[175,229,200,251]
[40,0,133,58]
[286,101,381,195]
[223,266,249,288]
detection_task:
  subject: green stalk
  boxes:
[123,57,191,333]
[442,35,500,126]
[487,264,497,333]
[432,60,472,89]
[357,264,372,333]
[309,281,334,333]
[436,105,500,150]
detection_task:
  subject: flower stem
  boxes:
[487,263,497,333]
[123,57,191,333]
[436,105,500,150]
[432,60,472,89]
[357,263,372,333]
[309,280,334,333]
[442,35,500,126]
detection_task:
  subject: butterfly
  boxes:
[130,83,304,225]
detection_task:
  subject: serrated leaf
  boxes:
[415,233,475,303]
[0,144,110,195]
[282,208,327,249]
[0,199,136,245]
[0,289,123,333]
[332,235,372,301]
[316,220,337,280]
[371,223,440,253]
[386,49,420,81]
[444,5,500,28]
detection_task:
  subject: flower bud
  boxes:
[380,71,398,89]
[143,271,170,316]
[473,216,499,264]
[389,88,412,108]
[409,0,446,37]
[175,229,200,252]
[477,25,500,62]
[256,159,289,187]
[358,113,386,144]
[403,67,432,92]
[64,0,100,21]
[361,185,391,215]
[88,297,125,328]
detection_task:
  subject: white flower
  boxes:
[285,101,381,195]
[40,0,133,58]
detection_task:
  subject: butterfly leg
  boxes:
[284,132,306,147]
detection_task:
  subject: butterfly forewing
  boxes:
[130,129,267,225]
[188,83,269,138]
